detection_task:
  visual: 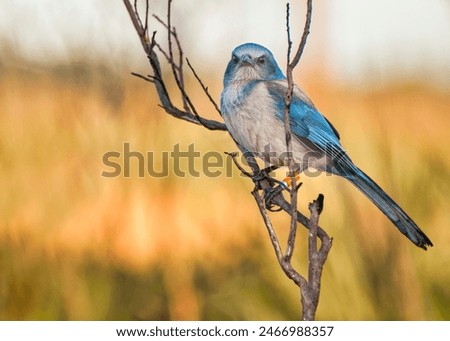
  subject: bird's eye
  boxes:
[256,56,266,64]
[232,55,239,64]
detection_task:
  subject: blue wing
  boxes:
[264,82,432,249]
[266,81,353,174]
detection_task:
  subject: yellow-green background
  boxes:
[1,1,449,320]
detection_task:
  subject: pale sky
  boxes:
[1,0,449,87]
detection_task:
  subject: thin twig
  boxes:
[289,0,313,69]
[165,1,189,111]
[186,58,222,115]
[252,189,285,262]
[134,0,144,38]
[286,3,293,66]
[152,13,171,31]
[173,27,190,112]
[166,0,182,103]
[124,0,150,53]
[131,72,155,83]
[164,0,212,125]
[144,0,149,41]
[225,152,254,178]
[153,42,172,65]
[283,1,299,274]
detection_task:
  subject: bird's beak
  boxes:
[239,55,254,67]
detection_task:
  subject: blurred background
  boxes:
[0,0,449,320]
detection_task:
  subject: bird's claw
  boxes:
[252,168,302,211]
[252,167,278,190]
[263,176,303,212]
[264,185,286,212]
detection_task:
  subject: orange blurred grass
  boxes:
[0,64,449,320]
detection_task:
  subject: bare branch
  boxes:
[282,0,314,270]
[226,152,254,178]
[153,41,172,65]
[152,13,170,31]
[122,0,227,131]
[252,189,285,263]
[186,58,222,116]
[131,72,155,83]
[289,0,313,69]
[282,1,300,295]
[174,28,189,112]
[226,153,330,241]
[123,0,332,321]
[124,0,151,54]
[302,194,333,321]
[144,0,149,40]
[286,3,293,65]
[282,0,333,321]
[161,0,216,127]
[165,0,189,112]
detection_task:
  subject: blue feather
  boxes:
[266,81,349,173]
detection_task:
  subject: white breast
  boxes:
[222,82,326,171]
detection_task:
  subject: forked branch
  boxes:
[123,0,226,130]
[123,0,332,321]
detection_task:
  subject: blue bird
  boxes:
[220,43,433,250]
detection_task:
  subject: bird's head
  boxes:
[223,43,285,87]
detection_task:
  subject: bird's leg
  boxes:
[264,172,302,212]
[281,173,302,189]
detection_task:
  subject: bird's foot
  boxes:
[264,174,302,212]
[252,165,279,190]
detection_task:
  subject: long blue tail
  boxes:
[343,166,433,250]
